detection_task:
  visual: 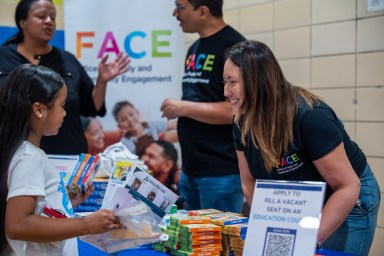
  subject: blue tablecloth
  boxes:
[78,239,163,256]
[78,239,357,256]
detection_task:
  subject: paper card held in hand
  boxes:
[124,166,178,222]
[101,160,144,210]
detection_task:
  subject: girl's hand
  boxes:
[84,209,122,234]
[66,183,95,208]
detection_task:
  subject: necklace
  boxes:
[20,43,52,61]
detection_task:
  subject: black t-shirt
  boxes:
[0,44,106,155]
[178,25,246,177]
[233,100,367,201]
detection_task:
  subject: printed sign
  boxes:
[64,0,184,130]
[244,180,326,256]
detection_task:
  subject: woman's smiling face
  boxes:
[223,58,244,115]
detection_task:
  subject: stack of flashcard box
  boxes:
[186,210,248,256]
[67,153,100,192]
[152,209,250,255]
[177,223,223,255]
[221,223,248,256]
[161,212,213,252]
[152,210,224,255]
[67,153,101,213]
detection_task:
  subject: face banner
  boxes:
[64,0,184,129]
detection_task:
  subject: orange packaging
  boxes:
[171,215,211,227]
[180,224,222,233]
[190,231,221,237]
[187,239,221,245]
[179,219,211,225]
[190,246,222,253]
[180,243,223,251]
[177,251,220,256]
[190,235,222,241]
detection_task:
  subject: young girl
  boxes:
[0,64,121,255]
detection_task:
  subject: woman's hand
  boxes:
[92,52,130,111]
[98,52,130,83]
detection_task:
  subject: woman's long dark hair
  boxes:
[225,41,320,171]
[0,64,64,252]
[2,0,53,45]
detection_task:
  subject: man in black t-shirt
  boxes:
[161,0,246,213]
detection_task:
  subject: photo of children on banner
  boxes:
[112,100,178,157]
[81,116,125,156]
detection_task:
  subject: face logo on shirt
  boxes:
[275,153,303,175]
[186,53,215,71]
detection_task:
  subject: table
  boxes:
[78,239,357,256]
[78,239,163,256]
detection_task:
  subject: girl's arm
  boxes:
[313,142,360,244]
[5,196,120,243]
[236,150,255,206]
